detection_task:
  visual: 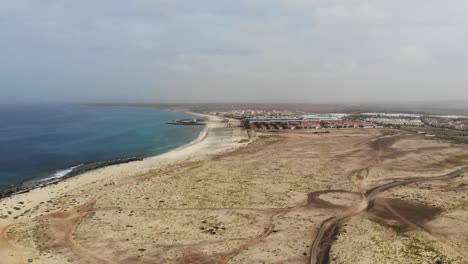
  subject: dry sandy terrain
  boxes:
[1,122,468,264]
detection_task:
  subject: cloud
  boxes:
[393,46,432,64]
[246,0,315,8]
[0,0,467,103]
[314,2,392,24]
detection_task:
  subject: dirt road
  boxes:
[308,167,468,264]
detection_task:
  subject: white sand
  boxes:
[0,113,245,225]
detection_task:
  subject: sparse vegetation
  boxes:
[445,155,468,166]
[3,128,468,263]
[400,125,468,144]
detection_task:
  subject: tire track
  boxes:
[308,131,467,264]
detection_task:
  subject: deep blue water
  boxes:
[0,105,204,189]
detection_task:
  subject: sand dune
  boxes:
[1,118,467,264]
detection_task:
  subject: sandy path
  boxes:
[0,221,24,264]
[2,125,464,263]
[308,132,468,264]
[0,114,247,263]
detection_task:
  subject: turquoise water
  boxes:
[0,105,204,190]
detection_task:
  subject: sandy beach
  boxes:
[1,119,467,264]
[0,114,248,264]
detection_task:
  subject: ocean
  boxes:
[0,104,204,195]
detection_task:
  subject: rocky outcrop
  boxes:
[0,157,143,199]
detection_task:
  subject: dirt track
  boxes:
[308,167,468,264]
[1,128,468,264]
[309,134,468,264]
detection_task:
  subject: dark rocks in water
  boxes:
[0,157,143,199]
[65,157,143,178]
[0,186,24,199]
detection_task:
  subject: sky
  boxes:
[1,0,468,103]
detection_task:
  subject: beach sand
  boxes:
[0,114,248,264]
[1,121,467,264]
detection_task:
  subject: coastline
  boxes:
[0,158,144,199]
[0,113,244,222]
[0,110,206,200]
[0,106,206,199]
[2,118,466,263]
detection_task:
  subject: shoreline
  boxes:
[0,157,144,199]
[0,113,245,221]
[0,110,207,200]
[2,121,466,263]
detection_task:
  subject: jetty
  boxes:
[166,119,207,125]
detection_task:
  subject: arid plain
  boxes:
[1,118,468,264]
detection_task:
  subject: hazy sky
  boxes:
[1,0,468,103]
